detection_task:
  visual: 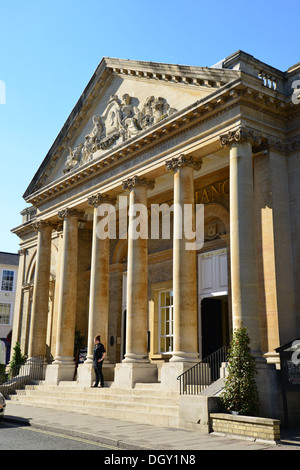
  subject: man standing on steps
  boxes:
[92,335,107,388]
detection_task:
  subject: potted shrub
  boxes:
[221,326,260,416]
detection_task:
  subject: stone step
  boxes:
[9,392,179,427]
[15,387,179,406]
[10,392,178,413]
[22,381,179,398]
[9,380,181,428]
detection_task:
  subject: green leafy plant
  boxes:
[9,341,27,378]
[221,326,260,416]
[0,363,6,384]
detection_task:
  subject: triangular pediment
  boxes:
[24,57,240,198]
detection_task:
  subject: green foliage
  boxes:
[0,363,6,384]
[221,326,260,416]
[9,342,26,378]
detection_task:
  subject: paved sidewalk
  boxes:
[2,401,300,451]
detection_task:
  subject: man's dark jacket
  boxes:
[93,343,106,368]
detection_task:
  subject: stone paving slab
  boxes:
[3,402,300,451]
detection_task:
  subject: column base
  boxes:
[122,352,150,363]
[77,362,94,387]
[45,358,75,385]
[160,361,199,392]
[169,351,199,363]
[77,361,115,386]
[113,362,158,389]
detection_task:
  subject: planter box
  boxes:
[210,413,281,443]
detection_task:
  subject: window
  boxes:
[0,303,11,325]
[158,289,173,353]
[1,270,15,292]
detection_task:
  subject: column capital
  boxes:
[165,154,202,172]
[219,126,261,148]
[31,220,56,231]
[122,175,155,191]
[58,208,85,220]
[87,193,117,207]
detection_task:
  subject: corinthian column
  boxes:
[45,208,83,384]
[220,127,261,353]
[161,155,201,390]
[166,155,201,362]
[78,194,116,386]
[122,176,154,363]
[113,176,158,388]
[28,221,53,359]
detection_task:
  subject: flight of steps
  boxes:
[9,381,180,428]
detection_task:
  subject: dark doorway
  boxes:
[201,297,229,358]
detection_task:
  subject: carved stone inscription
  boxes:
[64,94,177,172]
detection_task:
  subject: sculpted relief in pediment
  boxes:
[64,94,177,173]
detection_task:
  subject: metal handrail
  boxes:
[177,346,228,395]
[0,356,46,397]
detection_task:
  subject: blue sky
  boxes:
[0,0,299,253]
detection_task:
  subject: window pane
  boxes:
[1,270,14,291]
[158,289,174,354]
[0,303,11,325]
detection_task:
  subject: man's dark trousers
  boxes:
[94,362,104,387]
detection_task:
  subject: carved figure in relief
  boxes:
[89,115,104,144]
[64,143,83,172]
[121,94,142,138]
[140,95,155,129]
[81,135,94,164]
[64,92,177,171]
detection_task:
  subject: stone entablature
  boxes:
[24,54,295,207]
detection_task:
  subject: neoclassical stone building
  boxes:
[11,50,300,417]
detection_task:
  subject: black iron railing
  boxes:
[177,346,228,395]
[0,356,46,397]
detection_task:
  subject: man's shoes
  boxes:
[92,384,98,388]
